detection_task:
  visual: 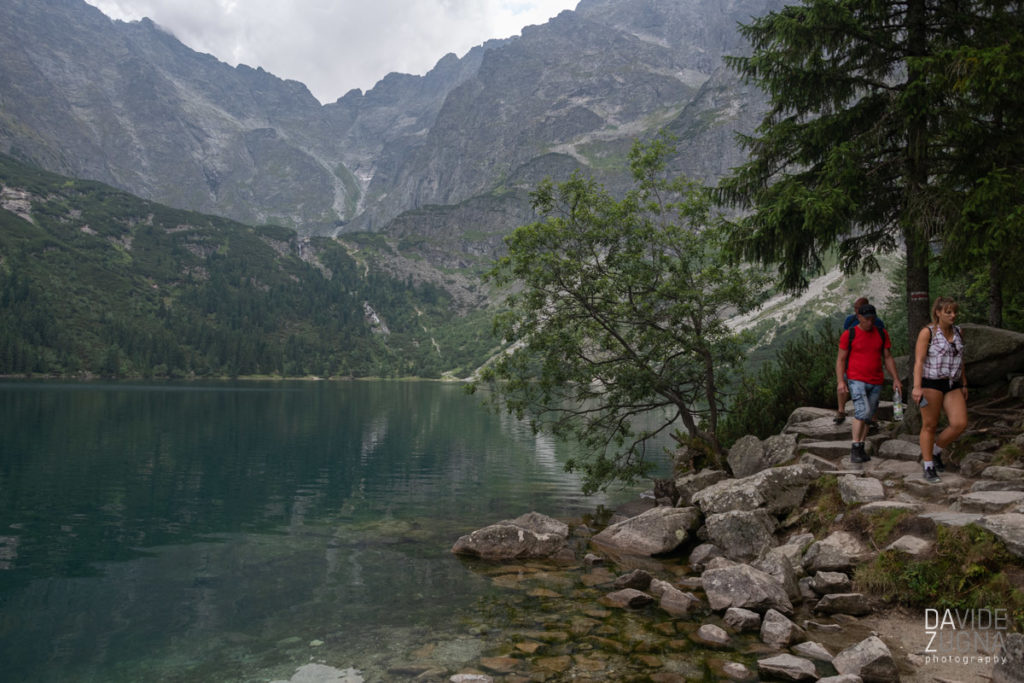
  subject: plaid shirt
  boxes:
[922,325,964,383]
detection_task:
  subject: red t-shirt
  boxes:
[839,325,890,385]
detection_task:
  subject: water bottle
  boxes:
[893,389,904,422]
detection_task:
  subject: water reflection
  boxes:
[0,380,660,682]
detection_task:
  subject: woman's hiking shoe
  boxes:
[923,464,941,483]
[850,443,870,463]
[933,452,945,472]
[833,413,846,425]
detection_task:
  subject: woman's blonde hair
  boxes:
[930,296,959,325]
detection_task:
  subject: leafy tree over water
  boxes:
[718,0,1024,345]
[477,137,769,493]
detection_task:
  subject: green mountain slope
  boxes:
[0,155,495,378]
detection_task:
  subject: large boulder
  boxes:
[674,469,729,506]
[760,608,806,648]
[705,509,778,562]
[764,433,800,467]
[838,475,885,504]
[960,324,1024,386]
[728,435,768,478]
[591,506,701,556]
[832,635,899,683]
[692,464,819,517]
[977,513,1024,559]
[451,512,569,560]
[702,563,794,615]
[802,531,871,573]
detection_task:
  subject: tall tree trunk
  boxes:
[989,258,1004,327]
[904,0,931,356]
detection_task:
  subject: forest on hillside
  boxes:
[0,155,495,379]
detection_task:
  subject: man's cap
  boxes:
[858,304,877,317]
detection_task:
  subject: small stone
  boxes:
[694,623,731,648]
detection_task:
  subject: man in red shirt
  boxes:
[835,304,903,463]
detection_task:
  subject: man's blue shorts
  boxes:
[848,380,881,421]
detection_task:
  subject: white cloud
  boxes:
[85,0,578,103]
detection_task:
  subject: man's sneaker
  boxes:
[933,452,945,472]
[833,413,846,425]
[850,443,870,464]
[923,465,941,483]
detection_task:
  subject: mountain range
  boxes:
[1,0,780,290]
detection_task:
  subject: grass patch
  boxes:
[802,475,843,536]
[855,524,1024,630]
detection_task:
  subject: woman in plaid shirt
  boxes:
[911,296,968,483]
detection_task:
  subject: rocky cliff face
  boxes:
[0,0,779,279]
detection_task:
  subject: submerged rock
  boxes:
[451,512,569,560]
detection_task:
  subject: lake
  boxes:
[0,380,668,682]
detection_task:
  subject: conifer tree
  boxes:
[718,0,1024,343]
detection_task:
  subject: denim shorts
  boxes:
[848,380,882,421]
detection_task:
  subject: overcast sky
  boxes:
[84,0,580,104]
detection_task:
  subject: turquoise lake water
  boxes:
[0,380,662,682]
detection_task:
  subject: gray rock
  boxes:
[814,593,872,616]
[877,439,921,462]
[817,676,863,683]
[757,653,818,681]
[798,440,857,461]
[799,452,839,473]
[802,531,870,572]
[658,584,703,617]
[792,640,833,662]
[691,464,819,517]
[971,480,1024,492]
[959,324,1024,386]
[613,568,653,591]
[702,564,794,615]
[753,555,802,602]
[797,576,818,602]
[977,513,1024,559]
[689,542,725,571]
[599,588,654,609]
[858,500,923,514]
[839,474,885,504]
[724,607,762,632]
[785,414,852,442]
[451,511,569,560]
[695,623,731,648]
[766,541,810,578]
[961,452,995,478]
[674,469,729,506]
[706,556,740,570]
[765,433,800,467]
[957,490,1024,513]
[591,506,701,555]
[705,509,778,562]
[785,406,838,427]
[920,510,984,527]
[721,661,756,681]
[981,466,1024,482]
[884,535,932,556]
[760,608,805,648]
[810,571,851,596]
[729,434,769,478]
[833,635,898,683]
